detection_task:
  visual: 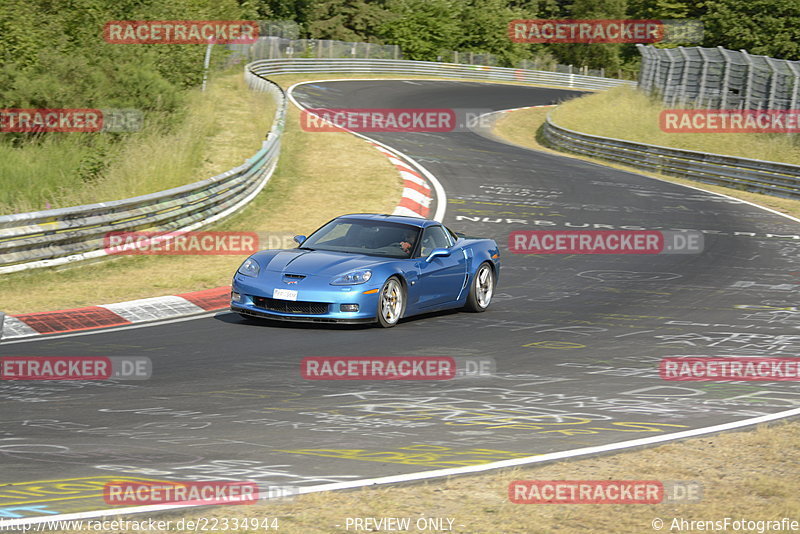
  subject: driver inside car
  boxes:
[398,229,417,256]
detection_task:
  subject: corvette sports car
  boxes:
[231,214,500,327]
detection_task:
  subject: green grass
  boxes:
[551,85,800,164]
[52,420,800,534]
[0,135,108,213]
[492,102,800,220]
[0,73,402,314]
[0,69,275,215]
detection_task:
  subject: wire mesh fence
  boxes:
[228,37,401,62]
[230,38,623,78]
[638,44,800,110]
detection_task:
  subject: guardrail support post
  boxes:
[787,61,800,111]
[678,47,691,107]
[741,49,754,110]
[766,57,779,110]
[696,48,710,108]
[718,47,732,109]
[664,51,677,106]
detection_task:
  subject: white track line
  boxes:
[286,80,447,222]
[6,81,800,528]
[0,311,222,345]
[484,105,800,225]
[6,405,800,527]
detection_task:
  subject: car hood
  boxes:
[257,249,387,277]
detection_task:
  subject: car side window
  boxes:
[419,225,452,257]
[445,226,459,242]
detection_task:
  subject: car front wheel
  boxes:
[377,276,405,328]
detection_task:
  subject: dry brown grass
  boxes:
[48,421,800,533]
[16,77,800,533]
[551,85,800,165]
[492,105,800,220]
[0,75,401,314]
[1,74,599,314]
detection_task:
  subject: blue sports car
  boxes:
[231,214,500,327]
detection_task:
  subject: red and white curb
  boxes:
[0,287,230,340]
[285,80,445,221]
[369,142,433,218]
[1,87,444,341]
[0,154,437,341]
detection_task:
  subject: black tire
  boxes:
[376,276,405,328]
[464,262,494,312]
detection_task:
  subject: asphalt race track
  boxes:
[2,80,800,521]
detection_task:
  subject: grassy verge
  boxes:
[0,73,402,314]
[551,85,800,165]
[491,104,800,220]
[9,77,800,533]
[0,71,274,214]
[0,73,596,314]
[52,420,800,533]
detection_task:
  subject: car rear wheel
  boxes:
[464,262,494,312]
[377,276,405,328]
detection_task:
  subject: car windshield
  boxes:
[301,219,421,259]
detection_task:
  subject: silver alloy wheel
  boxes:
[476,264,493,308]
[380,278,403,324]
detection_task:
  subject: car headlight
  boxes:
[331,269,372,285]
[238,258,260,277]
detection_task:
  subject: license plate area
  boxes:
[272,288,298,301]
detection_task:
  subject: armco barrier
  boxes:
[0,59,631,274]
[542,114,800,199]
[245,58,636,91]
[0,72,286,274]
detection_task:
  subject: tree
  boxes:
[456,0,539,66]
[306,0,392,42]
[702,0,800,60]
[549,0,627,75]
[378,0,462,60]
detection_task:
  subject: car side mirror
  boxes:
[294,235,307,245]
[425,248,451,262]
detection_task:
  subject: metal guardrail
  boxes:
[542,114,800,199]
[0,58,630,274]
[0,72,286,274]
[245,58,636,91]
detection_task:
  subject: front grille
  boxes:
[254,296,329,315]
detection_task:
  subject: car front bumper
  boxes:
[231,273,381,323]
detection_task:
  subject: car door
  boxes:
[414,225,467,308]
